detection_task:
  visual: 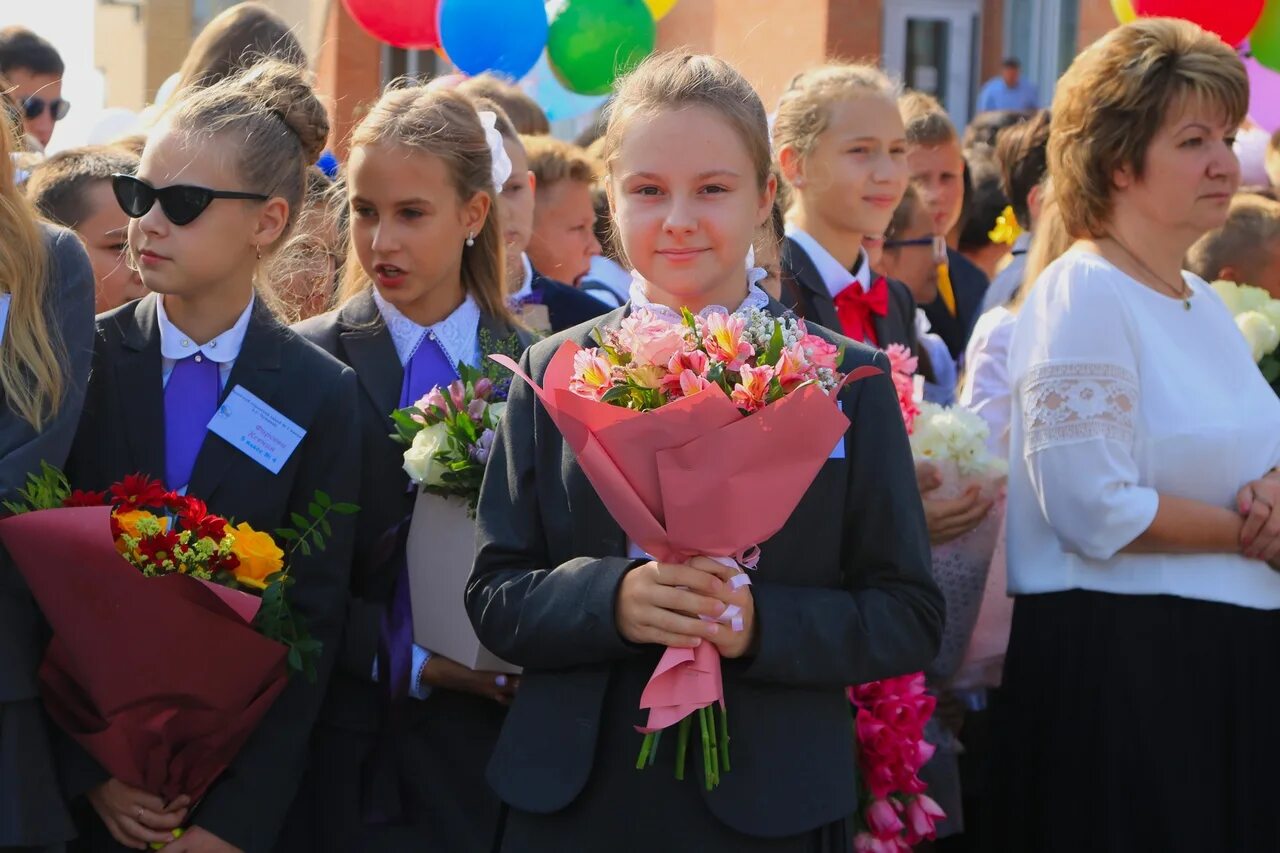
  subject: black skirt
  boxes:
[989,589,1280,853]
[499,652,850,853]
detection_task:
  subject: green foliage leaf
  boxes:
[315,491,331,508]
[290,512,309,530]
[332,503,359,515]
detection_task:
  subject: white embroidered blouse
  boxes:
[1006,248,1280,609]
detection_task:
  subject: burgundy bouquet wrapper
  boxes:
[0,506,288,801]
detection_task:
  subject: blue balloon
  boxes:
[439,0,547,80]
[519,52,607,122]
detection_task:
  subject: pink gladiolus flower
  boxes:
[775,342,816,392]
[730,363,774,412]
[704,312,754,370]
[866,798,905,840]
[569,348,614,401]
[618,308,690,366]
[474,377,494,400]
[904,795,945,844]
[798,333,839,370]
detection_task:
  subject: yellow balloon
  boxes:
[644,0,679,20]
[1110,0,1137,24]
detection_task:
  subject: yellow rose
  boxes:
[229,522,284,590]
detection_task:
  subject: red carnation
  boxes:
[63,489,107,508]
[135,529,182,568]
[109,474,169,510]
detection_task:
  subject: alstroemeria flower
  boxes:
[569,348,613,401]
[448,380,468,412]
[467,398,489,422]
[676,369,715,398]
[730,363,774,412]
[662,350,711,395]
[774,342,815,392]
[703,312,754,371]
[625,362,668,390]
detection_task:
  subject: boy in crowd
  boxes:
[26,145,144,312]
[1187,194,1280,298]
[900,91,989,360]
[0,26,67,149]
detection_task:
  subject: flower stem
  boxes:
[698,706,713,790]
[635,732,655,770]
[648,729,662,767]
[705,705,719,788]
[719,704,731,772]
[675,716,691,781]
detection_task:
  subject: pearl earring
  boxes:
[255,244,262,260]
[466,232,475,247]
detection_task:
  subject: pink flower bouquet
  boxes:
[493,305,879,789]
[849,674,947,849]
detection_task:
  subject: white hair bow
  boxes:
[477,110,514,194]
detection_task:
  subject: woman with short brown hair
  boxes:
[994,18,1280,851]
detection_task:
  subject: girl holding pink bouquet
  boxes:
[467,52,943,851]
[287,90,530,852]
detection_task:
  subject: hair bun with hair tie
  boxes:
[477,109,513,193]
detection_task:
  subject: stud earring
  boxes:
[466,232,475,247]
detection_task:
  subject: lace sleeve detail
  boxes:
[1020,361,1139,453]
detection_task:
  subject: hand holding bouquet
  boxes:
[494,305,879,788]
[0,465,355,804]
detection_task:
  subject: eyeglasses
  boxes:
[883,234,949,264]
[23,96,69,122]
[112,174,269,226]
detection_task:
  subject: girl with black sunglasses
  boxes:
[59,59,361,853]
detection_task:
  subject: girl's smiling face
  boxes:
[609,105,775,312]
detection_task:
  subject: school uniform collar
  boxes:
[371,287,481,369]
[627,270,771,322]
[784,225,871,298]
[155,292,255,364]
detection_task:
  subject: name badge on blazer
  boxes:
[829,400,845,460]
[208,385,306,474]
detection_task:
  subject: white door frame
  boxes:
[883,0,982,129]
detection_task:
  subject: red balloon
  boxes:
[1132,0,1263,46]
[342,0,441,49]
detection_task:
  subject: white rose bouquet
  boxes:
[1211,280,1280,389]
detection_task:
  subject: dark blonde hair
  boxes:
[1186,194,1280,283]
[457,73,550,135]
[772,63,899,158]
[900,91,958,147]
[0,115,64,428]
[1050,17,1247,238]
[174,2,305,95]
[339,85,510,323]
[600,52,772,193]
[523,135,597,191]
[165,59,329,250]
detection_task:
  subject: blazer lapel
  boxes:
[338,290,402,418]
[187,301,286,503]
[782,238,843,333]
[561,312,626,558]
[116,293,167,480]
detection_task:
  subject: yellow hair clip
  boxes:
[988,205,1023,246]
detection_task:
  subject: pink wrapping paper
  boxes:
[494,342,876,731]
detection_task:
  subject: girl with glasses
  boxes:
[60,59,361,853]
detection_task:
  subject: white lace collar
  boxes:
[371,288,481,370]
[627,270,771,322]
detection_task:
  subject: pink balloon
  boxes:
[1246,56,1280,132]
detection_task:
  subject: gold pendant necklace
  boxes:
[1107,235,1192,310]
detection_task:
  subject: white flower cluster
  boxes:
[816,367,838,393]
[909,402,1008,479]
[739,307,805,352]
[1211,280,1280,363]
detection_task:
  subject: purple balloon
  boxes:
[1246,56,1280,132]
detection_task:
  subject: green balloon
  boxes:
[547,0,657,96]
[1254,0,1280,73]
